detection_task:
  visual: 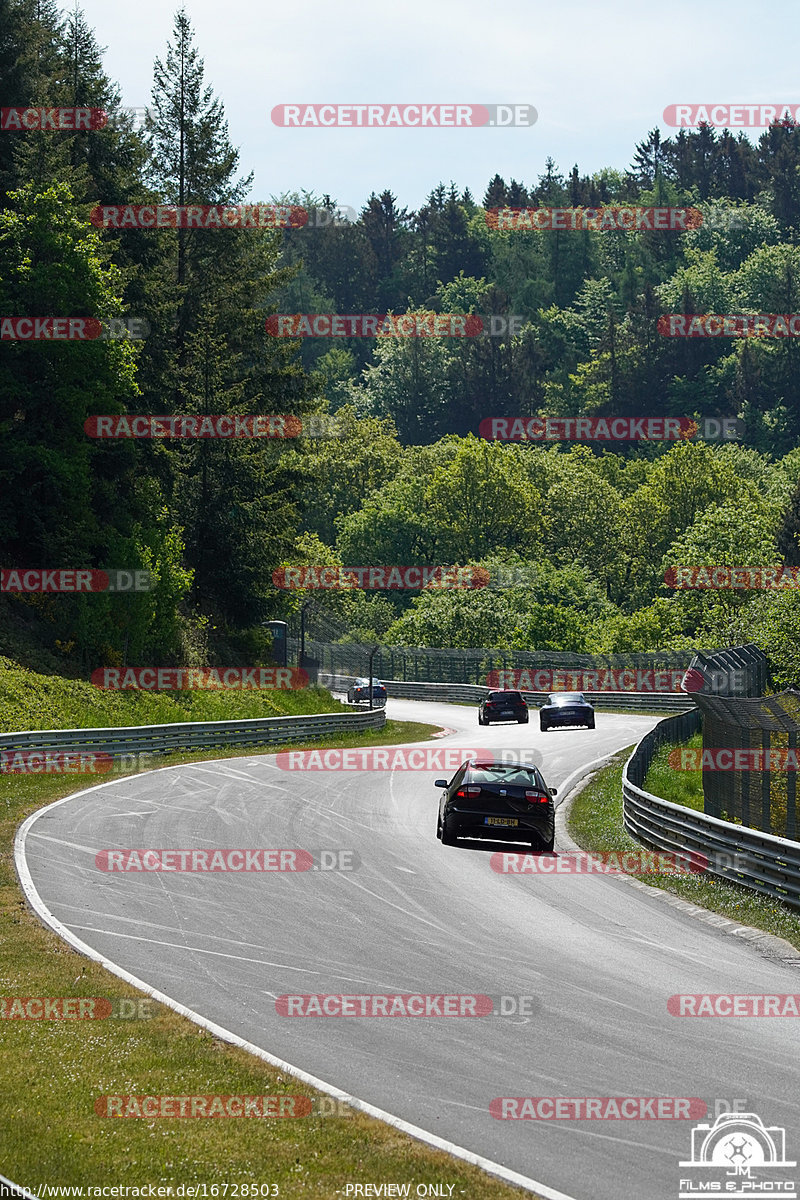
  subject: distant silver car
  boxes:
[539,692,594,732]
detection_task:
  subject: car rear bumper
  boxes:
[541,711,593,726]
[447,806,553,839]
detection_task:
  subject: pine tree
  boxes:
[360,190,410,296]
[632,128,672,188]
[483,174,507,208]
[6,0,75,197]
[147,8,252,343]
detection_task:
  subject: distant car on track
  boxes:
[539,691,595,732]
[347,677,387,706]
[478,690,528,725]
[435,758,556,852]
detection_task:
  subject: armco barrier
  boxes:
[0,708,385,760]
[623,709,800,911]
[322,674,694,713]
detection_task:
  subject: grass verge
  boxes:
[566,748,800,951]
[641,733,704,811]
[0,655,346,732]
[1,717,538,1197]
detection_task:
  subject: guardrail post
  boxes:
[761,731,771,831]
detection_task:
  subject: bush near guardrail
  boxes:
[322,675,694,713]
[0,709,386,760]
[623,709,800,912]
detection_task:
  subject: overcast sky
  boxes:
[77,0,800,212]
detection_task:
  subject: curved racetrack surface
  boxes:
[19,699,800,1200]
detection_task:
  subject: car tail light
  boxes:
[455,786,481,798]
[525,789,549,804]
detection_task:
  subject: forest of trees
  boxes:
[4,0,800,683]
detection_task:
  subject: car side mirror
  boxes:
[550,787,558,796]
[434,779,448,789]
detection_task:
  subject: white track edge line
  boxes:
[14,790,579,1200]
[0,1171,40,1200]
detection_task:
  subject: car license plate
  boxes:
[502,709,513,715]
[485,817,518,826]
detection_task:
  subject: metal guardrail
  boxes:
[623,709,800,911]
[0,708,386,759]
[322,674,694,713]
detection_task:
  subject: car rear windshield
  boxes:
[548,692,586,703]
[487,692,523,702]
[468,765,543,787]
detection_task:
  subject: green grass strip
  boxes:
[567,749,800,951]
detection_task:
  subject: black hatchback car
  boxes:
[435,759,556,852]
[478,690,528,725]
[539,691,595,732]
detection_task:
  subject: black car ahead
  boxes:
[347,677,387,705]
[478,690,528,725]
[539,691,595,732]
[435,759,556,852]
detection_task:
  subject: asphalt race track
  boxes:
[19,699,800,1200]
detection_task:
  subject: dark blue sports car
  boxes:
[539,692,595,732]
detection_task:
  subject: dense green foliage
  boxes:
[3,1,800,682]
